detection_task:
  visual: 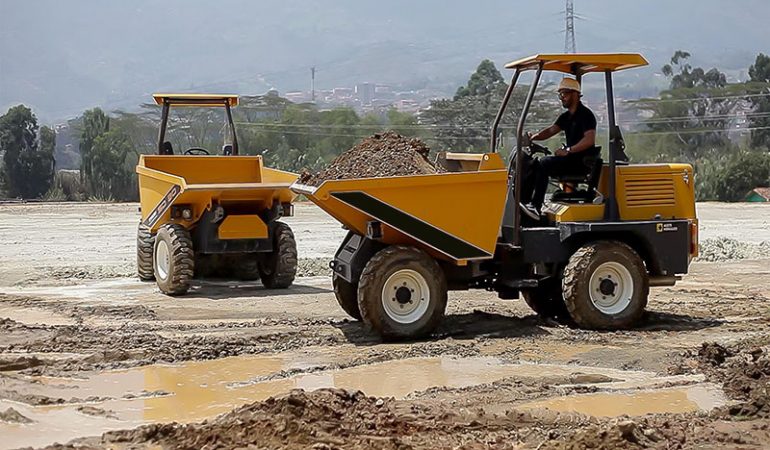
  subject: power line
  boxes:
[625,92,770,104]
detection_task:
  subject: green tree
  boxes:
[422,59,558,153]
[89,129,134,200]
[79,108,110,185]
[632,51,736,162]
[386,109,421,137]
[0,105,55,198]
[455,59,505,99]
[748,53,770,149]
[697,150,770,201]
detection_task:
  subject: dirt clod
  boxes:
[0,407,33,424]
[299,131,444,186]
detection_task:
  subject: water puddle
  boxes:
[1,354,727,449]
[517,385,727,417]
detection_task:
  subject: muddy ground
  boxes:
[0,202,768,449]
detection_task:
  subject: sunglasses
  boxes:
[558,91,576,98]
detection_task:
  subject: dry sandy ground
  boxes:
[0,202,768,449]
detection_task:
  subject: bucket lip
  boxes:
[290,182,318,195]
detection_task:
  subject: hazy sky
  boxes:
[2,0,769,122]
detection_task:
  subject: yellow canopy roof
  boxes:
[504,53,648,74]
[152,94,239,107]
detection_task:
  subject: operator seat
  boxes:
[551,148,603,204]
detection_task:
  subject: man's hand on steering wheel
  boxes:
[184,147,210,155]
[528,141,551,156]
[554,144,570,157]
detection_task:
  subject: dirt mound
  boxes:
[299,131,444,186]
[0,407,33,424]
[99,388,507,449]
[697,238,770,262]
[698,341,770,418]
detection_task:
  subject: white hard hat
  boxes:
[558,78,581,93]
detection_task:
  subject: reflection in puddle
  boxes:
[518,385,727,417]
[1,354,728,449]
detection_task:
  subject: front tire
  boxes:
[153,224,195,295]
[562,240,648,329]
[357,246,447,340]
[258,222,297,289]
[137,223,155,281]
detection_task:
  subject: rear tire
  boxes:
[333,274,361,320]
[562,240,648,329]
[357,246,447,341]
[137,223,155,281]
[153,224,195,295]
[258,222,297,289]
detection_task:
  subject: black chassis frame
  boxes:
[332,218,691,293]
[185,201,287,254]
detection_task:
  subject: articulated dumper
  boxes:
[292,53,698,340]
[136,94,299,295]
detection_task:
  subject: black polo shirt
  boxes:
[555,102,599,156]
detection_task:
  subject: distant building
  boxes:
[745,187,770,202]
[332,87,353,98]
[355,83,375,105]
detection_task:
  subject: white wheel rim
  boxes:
[589,261,634,315]
[155,239,170,281]
[381,269,430,324]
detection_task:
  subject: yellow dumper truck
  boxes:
[136,94,299,295]
[293,53,698,340]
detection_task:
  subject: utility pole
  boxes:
[565,0,576,54]
[310,67,316,102]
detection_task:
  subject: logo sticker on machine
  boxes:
[656,222,678,233]
[143,184,182,228]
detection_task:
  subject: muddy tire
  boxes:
[357,246,447,341]
[153,223,195,295]
[562,240,648,329]
[258,222,297,289]
[137,223,155,281]
[521,277,571,323]
[333,274,361,320]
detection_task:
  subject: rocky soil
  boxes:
[298,132,444,186]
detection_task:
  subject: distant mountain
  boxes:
[1,0,768,123]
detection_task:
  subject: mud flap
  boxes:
[331,232,383,283]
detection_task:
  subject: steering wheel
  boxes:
[529,142,552,156]
[184,147,210,155]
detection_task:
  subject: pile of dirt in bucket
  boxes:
[298,131,444,186]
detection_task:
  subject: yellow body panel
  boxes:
[137,155,298,232]
[153,93,238,107]
[438,152,506,172]
[552,163,696,222]
[504,53,649,74]
[294,163,508,263]
[218,215,268,240]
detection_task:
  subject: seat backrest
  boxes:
[586,157,603,190]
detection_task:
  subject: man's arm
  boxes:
[558,129,596,155]
[529,124,561,141]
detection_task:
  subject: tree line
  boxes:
[1,52,768,202]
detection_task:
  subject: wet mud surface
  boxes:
[0,202,768,449]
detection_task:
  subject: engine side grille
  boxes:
[624,178,676,207]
